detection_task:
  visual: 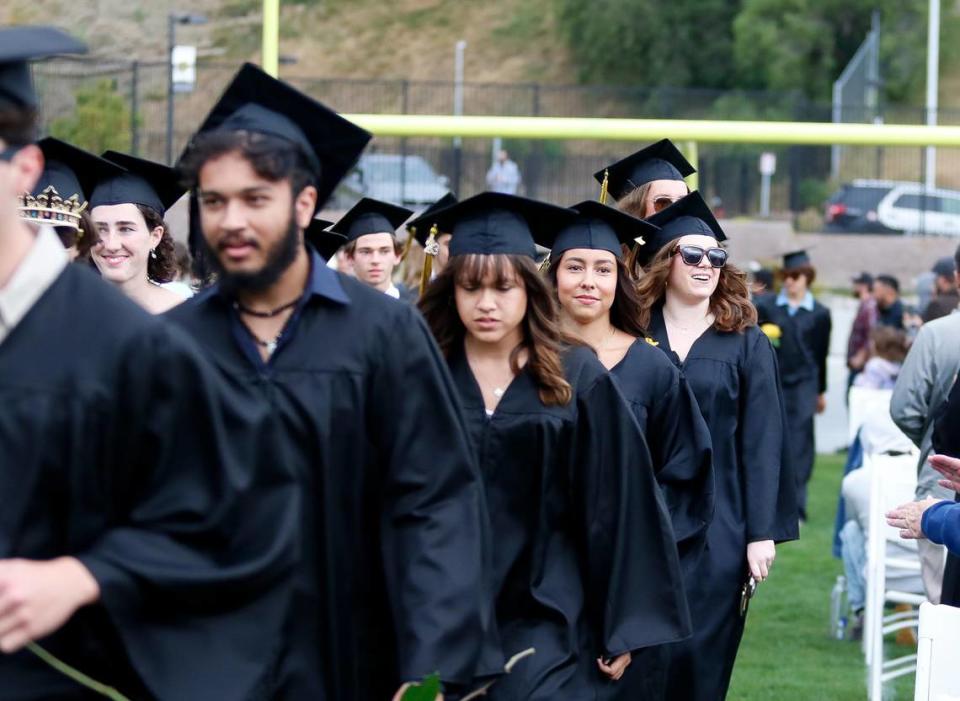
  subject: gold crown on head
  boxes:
[18,185,88,233]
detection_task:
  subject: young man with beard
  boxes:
[0,29,297,701]
[169,63,497,701]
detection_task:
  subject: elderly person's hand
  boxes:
[886,497,943,539]
[929,454,960,493]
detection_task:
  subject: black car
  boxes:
[824,180,902,234]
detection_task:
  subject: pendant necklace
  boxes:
[233,298,299,318]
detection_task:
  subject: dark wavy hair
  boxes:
[546,253,648,338]
[419,254,573,406]
[635,243,757,333]
[136,204,177,283]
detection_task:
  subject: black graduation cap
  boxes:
[593,139,695,202]
[19,138,123,231]
[184,62,372,210]
[304,218,345,260]
[782,250,811,270]
[0,26,86,111]
[92,151,185,215]
[431,192,577,259]
[407,193,458,247]
[636,191,726,267]
[546,200,659,260]
[329,197,413,243]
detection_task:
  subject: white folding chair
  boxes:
[847,386,889,446]
[914,601,960,700]
[864,452,925,701]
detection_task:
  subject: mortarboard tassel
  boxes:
[419,224,440,296]
[599,168,610,205]
[400,225,416,262]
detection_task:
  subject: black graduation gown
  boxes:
[0,265,298,701]
[756,295,831,517]
[609,338,714,573]
[607,338,714,699]
[447,344,690,700]
[648,308,798,701]
[166,250,496,701]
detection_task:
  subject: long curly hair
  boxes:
[546,255,648,338]
[136,204,177,283]
[635,243,757,333]
[419,253,573,406]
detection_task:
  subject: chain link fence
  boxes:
[31,57,960,225]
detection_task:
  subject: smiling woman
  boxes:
[90,152,190,315]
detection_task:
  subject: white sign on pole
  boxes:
[172,45,197,93]
[759,152,777,176]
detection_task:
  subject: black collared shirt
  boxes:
[166,246,497,700]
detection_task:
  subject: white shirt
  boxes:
[385,283,401,300]
[0,227,67,344]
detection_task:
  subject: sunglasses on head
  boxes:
[651,195,679,213]
[673,244,728,268]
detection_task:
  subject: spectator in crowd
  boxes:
[894,454,960,557]
[853,326,908,390]
[847,272,877,387]
[890,297,960,603]
[755,250,831,521]
[922,253,959,322]
[873,274,904,330]
[749,265,774,299]
[485,149,522,195]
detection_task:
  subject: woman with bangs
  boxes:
[545,201,713,698]
[636,192,798,700]
[419,193,690,700]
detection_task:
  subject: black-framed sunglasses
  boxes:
[673,244,728,268]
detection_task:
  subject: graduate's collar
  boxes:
[776,289,814,312]
[205,244,350,306]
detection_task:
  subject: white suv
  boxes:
[876,183,960,237]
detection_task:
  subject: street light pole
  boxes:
[166,12,208,165]
[926,0,940,192]
[166,14,175,165]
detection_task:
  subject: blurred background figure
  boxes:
[852,326,908,390]
[485,148,522,194]
[873,274,904,330]
[847,272,877,389]
[922,252,959,322]
[748,264,774,299]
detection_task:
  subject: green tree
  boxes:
[555,0,744,90]
[49,79,133,154]
[733,1,957,102]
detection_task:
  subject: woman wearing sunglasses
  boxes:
[545,200,713,698]
[593,139,693,218]
[419,193,690,700]
[636,192,798,700]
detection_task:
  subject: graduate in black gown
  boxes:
[418,192,690,700]
[593,138,694,217]
[544,201,713,699]
[17,137,121,260]
[0,28,297,701]
[169,63,496,701]
[332,197,416,301]
[634,192,798,700]
[755,250,832,520]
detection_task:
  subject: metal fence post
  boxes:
[130,60,140,156]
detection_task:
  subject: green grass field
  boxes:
[729,453,916,700]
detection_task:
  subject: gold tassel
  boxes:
[537,253,551,274]
[419,223,439,296]
[599,168,610,205]
[400,225,416,262]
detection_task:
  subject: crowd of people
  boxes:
[2,23,958,701]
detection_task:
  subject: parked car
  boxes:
[823,180,908,234]
[876,183,960,237]
[339,154,450,207]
